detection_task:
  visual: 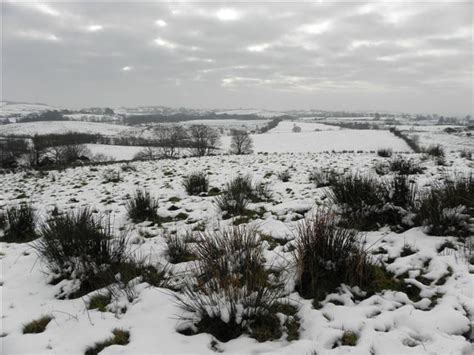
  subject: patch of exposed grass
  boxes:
[23,315,53,334]
[341,330,358,346]
[85,329,130,355]
[88,293,111,312]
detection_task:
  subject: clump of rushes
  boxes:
[329,173,418,231]
[126,189,159,223]
[377,148,393,158]
[215,176,270,217]
[277,170,291,182]
[176,226,285,343]
[23,315,53,334]
[294,212,380,302]
[309,169,337,188]
[425,145,445,158]
[389,156,423,175]
[416,174,473,238]
[182,172,209,195]
[166,233,196,263]
[1,204,37,243]
[35,208,169,298]
[85,329,130,355]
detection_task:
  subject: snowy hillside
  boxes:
[0,101,58,120]
[0,121,132,137]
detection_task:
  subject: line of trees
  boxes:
[135,124,221,159]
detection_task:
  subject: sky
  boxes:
[1,0,473,116]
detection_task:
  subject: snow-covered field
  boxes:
[268,121,339,133]
[0,102,58,120]
[396,125,472,152]
[1,151,473,354]
[182,119,270,131]
[0,121,132,137]
[222,129,411,153]
[85,144,146,161]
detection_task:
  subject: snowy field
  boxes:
[222,129,411,153]
[1,151,473,354]
[0,102,58,120]
[0,121,132,137]
[85,144,146,161]
[182,119,270,131]
[396,125,472,152]
[268,121,339,133]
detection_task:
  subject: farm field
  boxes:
[222,129,411,153]
[1,151,472,354]
[0,121,132,137]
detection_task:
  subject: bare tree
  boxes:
[155,125,187,158]
[0,138,29,167]
[61,144,91,163]
[187,125,220,156]
[229,129,253,155]
[133,146,159,160]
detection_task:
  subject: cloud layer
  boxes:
[2,1,472,115]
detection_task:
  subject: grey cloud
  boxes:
[2,1,472,115]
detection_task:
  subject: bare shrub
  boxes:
[229,129,253,155]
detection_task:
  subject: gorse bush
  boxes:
[294,212,376,301]
[176,227,285,342]
[377,148,393,158]
[126,189,159,223]
[182,172,209,195]
[35,209,168,297]
[1,204,37,243]
[215,176,270,217]
[416,175,473,237]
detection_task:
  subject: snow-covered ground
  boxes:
[0,121,132,137]
[268,121,339,133]
[0,101,58,120]
[63,114,117,122]
[1,152,473,354]
[215,109,285,118]
[85,144,146,161]
[182,119,270,131]
[396,125,472,152]
[222,129,411,153]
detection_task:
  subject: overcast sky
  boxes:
[1,1,472,115]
